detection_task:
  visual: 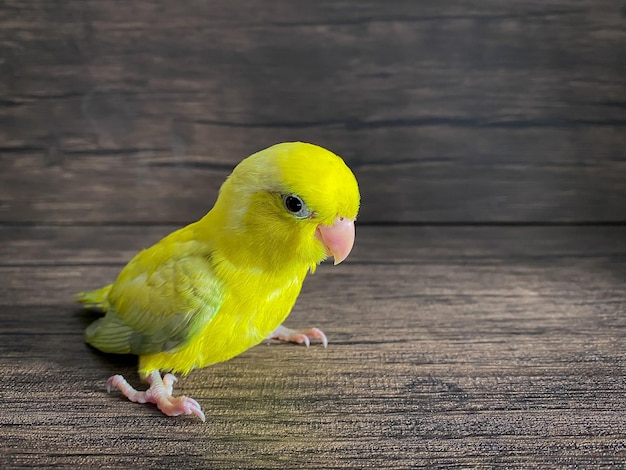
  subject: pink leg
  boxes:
[106,371,205,421]
[267,324,328,348]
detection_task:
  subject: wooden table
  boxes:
[1,1,625,468]
[2,225,625,468]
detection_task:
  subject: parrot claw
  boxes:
[155,395,205,421]
[268,325,328,348]
[106,371,205,422]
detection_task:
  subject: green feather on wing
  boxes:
[84,255,224,356]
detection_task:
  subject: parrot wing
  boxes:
[85,252,224,356]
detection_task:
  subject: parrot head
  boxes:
[207,142,360,272]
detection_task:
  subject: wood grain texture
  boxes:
[1,226,625,468]
[1,0,625,467]
[1,0,625,223]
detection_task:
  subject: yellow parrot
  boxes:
[78,142,360,421]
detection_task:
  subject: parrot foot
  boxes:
[267,324,328,348]
[106,371,205,422]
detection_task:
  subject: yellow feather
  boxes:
[81,142,360,378]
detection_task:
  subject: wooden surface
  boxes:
[2,225,625,468]
[1,0,626,468]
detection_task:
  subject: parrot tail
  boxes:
[76,284,112,311]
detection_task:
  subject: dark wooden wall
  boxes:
[1,1,626,468]
[2,0,624,224]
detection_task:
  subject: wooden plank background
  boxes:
[1,0,625,468]
[1,0,625,223]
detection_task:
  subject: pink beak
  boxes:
[315,217,355,265]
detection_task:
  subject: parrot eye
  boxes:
[282,194,311,218]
